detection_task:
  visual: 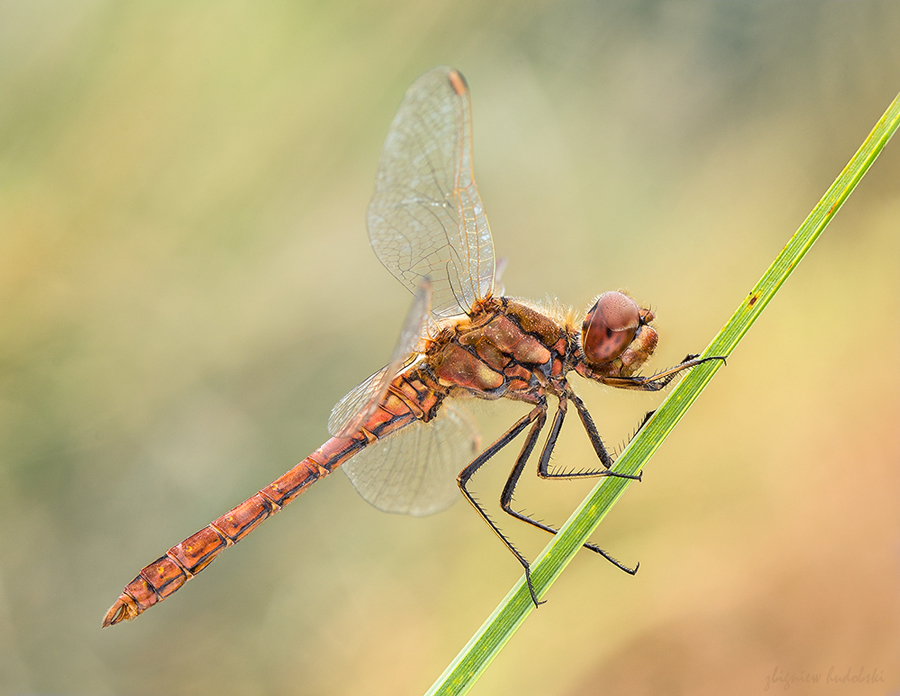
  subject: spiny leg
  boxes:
[496,398,626,558]
[565,390,665,483]
[567,391,611,470]
[601,354,726,392]
[537,390,641,481]
[498,395,638,575]
[490,356,726,581]
[562,354,726,473]
[457,404,548,607]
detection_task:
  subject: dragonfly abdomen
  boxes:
[102,374,444,628]
[102,435,373,627]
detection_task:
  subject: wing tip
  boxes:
[447,69,468,96]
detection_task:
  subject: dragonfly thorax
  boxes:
[425,297,569,402]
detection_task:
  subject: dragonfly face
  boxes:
[577,291,659,380]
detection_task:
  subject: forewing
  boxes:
[328,280,432,438]
[342,404,480,517]
[368,66,495,318]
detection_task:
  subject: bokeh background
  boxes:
[2,2,899,695]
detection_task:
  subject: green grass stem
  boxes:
[424,89,900,696]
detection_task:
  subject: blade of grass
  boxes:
[425,90,900,696]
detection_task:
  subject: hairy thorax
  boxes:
[425,297,570,403]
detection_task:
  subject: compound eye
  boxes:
[582,291,641,365]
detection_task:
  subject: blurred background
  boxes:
[2,2,899,695]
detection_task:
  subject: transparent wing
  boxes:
[368,66,495,319]
[328,366,389,438]
[328,280,432,438]
[342,403,480,517]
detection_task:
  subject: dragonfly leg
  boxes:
[601,354,726,392]
[457,404,548,607]
[498,396,639,575]
[547,391,642,481]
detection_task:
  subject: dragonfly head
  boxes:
[579,291,658,377]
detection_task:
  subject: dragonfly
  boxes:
[103,66,716,627]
